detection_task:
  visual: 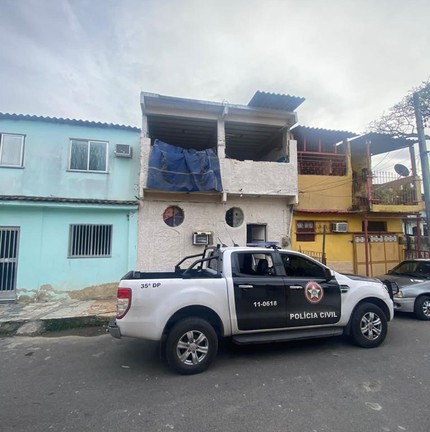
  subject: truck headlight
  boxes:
[394,290,404,298]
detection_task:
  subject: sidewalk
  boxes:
[0,298,117,336]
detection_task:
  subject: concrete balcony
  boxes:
[220,158,298,198]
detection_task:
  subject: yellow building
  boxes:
[291,127,423,276]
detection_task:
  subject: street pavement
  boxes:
[0,313,429,432]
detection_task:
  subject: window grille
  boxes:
[69,224,112,258]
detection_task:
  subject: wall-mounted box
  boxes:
[193,232,212,245]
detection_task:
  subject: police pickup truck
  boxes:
[108,245,394,374]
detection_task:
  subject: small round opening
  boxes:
[226,207,244,227]
[163,206,184,227]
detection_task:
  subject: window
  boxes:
[226,207,244,227]
[0,133,24,167]
[68,224,112,258]
[281,253,326,279]
[296,221,315,242]
[163,206,184,227]
[234,252,275,276]
[69,139,108,172]
[363,221,387,232]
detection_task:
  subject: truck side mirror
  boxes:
[325,268,334,281]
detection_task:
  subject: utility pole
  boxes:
[413,92,430,227]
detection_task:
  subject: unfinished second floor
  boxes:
[139,91,303,203]
[0,114,141,202]
[293,127,424,214]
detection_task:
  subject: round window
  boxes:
[163,206,184,227]
[226,207,244,227]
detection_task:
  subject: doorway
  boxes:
[0,227,20,301]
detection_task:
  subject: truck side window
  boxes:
[235,252,275,276]
[281,253,325,279]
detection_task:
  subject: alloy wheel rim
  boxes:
[422,300,430,317]
[176,330,209,365]
[360,312,382,341]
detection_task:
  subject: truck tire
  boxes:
[350,303,387,348]
[414,295,430,320]
[165,318,218,375]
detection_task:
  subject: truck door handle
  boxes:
[238,284,254,289]
[289,285,303,290]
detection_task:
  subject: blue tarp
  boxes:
[147,139,223,192]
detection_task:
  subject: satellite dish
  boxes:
[394,164,410,177]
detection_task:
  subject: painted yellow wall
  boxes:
[291,214,405,273]
[298,175,353,210]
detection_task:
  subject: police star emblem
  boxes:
[305,281,324,304]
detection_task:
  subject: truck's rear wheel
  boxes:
[350,303,387,348]
[165,318,218,375]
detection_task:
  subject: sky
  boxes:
[1,0,430,170]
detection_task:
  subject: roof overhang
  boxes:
[349,133,417,156]
[140,92,298,128]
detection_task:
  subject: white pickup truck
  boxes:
[108,245,394,374]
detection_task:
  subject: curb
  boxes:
[0,315,113,337]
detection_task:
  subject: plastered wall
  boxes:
[137,196,293,271]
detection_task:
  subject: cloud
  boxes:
[1,0,430,132]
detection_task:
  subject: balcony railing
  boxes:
[298,152,347,176]
[353,171,420,208]
[372,172,418,205]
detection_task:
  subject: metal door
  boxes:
[232,251,287,330]
[279,252,341,327]
[353,233,401,276]
[0,227,19,301]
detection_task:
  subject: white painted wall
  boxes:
[137,195,293,271]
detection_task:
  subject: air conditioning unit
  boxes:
[331,222,348,233]
[114,144,132,158]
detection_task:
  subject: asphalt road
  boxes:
[1,314,429,432]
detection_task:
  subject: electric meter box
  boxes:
[192,232,211,245]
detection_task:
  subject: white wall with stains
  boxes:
[137,195,294,271]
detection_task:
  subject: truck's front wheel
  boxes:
[350,303,387,348]
[165,318,218,375]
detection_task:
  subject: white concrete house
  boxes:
[137,91,303,271]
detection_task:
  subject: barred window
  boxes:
[68,224,112,258]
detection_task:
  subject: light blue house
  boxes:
[0,114,140,302]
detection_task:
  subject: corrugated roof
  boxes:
[248,91,305,112]
[0,195,139,206]
[349,132,417,156]
[0,113,140,132]
[292,125,356,143]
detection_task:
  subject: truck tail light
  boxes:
[116,288,132,319]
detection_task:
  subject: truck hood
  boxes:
[337,272,381,283]
[333,271,383,287]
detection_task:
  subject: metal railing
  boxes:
[353,172,419,207]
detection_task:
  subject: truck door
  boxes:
[232,251,287,330]
[279,252,341,327]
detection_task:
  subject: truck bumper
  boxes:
[107,318,122,339]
